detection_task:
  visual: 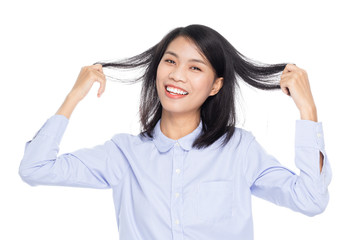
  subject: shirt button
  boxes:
[317,133,322,138]
[175,142,179,147]
[176,169,181,174]
[175,192,180,198]
[175,219,180,225]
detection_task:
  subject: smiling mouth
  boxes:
[165,86,189,95]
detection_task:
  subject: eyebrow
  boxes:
[164,51,207,65]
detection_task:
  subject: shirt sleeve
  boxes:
[245,120,332,216]
[19,115,129,189]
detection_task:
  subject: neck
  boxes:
[160,111,201,140]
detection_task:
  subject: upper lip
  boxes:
[165,84,189,93]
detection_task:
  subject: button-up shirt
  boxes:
[19,114,331,240]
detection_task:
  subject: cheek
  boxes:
[192,76,214,95]
[157,62,168,79]
[156,68,164,90]
[155,78,162,97]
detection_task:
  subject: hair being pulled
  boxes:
[94,24,287,148]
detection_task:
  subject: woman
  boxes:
[19,25,331,239]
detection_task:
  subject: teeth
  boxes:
[166,86,188,95]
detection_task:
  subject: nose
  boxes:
[168,66,186,82]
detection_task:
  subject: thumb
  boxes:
[284,63,297,73]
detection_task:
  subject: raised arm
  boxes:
[19,64,129,188]
[246,64,331,216]
[280,64,323,172]
[56,64,106,119]
[246,121,331,217]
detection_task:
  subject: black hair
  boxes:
[94,24,287,149]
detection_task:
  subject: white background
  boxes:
[1,0,359,239]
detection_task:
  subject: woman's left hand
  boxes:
[280,64,318,122]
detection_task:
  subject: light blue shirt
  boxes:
[19,114,331,240]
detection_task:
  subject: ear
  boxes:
[209,77,224,96]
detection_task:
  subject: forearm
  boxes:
[299,105,324,172]
[55,93,80,119]
[19,114,115,188]
[284,120,329,215]
[300,104,317,122]
[249,119,331,216]
[19,115,69,185]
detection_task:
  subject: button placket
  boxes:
[170,141,184,239]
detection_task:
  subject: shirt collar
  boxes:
[153,119,203,152]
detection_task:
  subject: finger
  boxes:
[280,72,295,84]
[282,64,291,75]
[98,80,106,97]
[281,85,291,96]
[283,63,297,74]
[280,71,293,79]
[92,63,104,73]
[94,71,106,97]
[94,69,106,79]
[280,76,291,96]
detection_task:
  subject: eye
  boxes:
[165,59,175,64]
[191,66,201,71]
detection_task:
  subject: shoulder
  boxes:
[109,132,153,149]
[231,127,256,147]
[210,126,255,152]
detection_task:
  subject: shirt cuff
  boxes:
[32,114,69,143]
[295,120,324,149]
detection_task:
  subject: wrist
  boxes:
[300,105,318,122]
[66,90,83,103]
[55,94,80,119]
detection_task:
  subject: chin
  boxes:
[161,104,200,118]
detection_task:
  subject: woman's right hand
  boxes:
[69,64,106,102]
[56,64,106,119]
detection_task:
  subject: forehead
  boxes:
[165,36,207,61]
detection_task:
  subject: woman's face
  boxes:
[156,36,223,118]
